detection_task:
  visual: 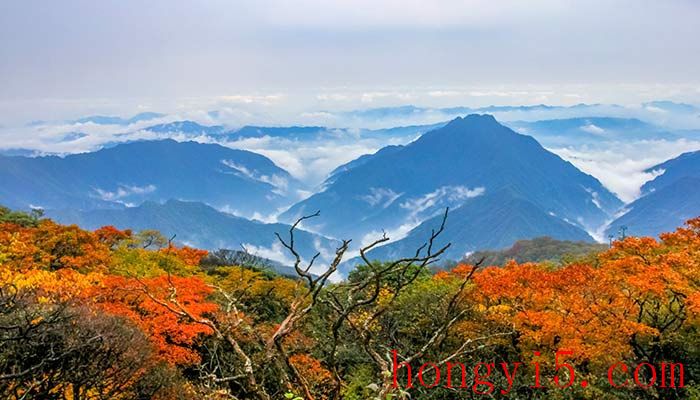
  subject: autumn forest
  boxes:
[0,205,698,399]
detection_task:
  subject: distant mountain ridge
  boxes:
[355,189,596,267]
[282,114,622,245]
[606,151,700,238]
[0,139,300,217]
[72,112,166,125]
[142,121,440,143]
[641,151,700,195]
[461,236,608,267]
[507,117,678,147]
[47,200,339,268]
[16,110,700,275]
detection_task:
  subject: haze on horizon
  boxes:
[1,0,700,123]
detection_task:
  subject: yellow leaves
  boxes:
[376,285,392,305]
[212,265,298,305]
[109,246,203,278]
[486,304,511,314]
[1,267,101,303]
[350,310,381,332]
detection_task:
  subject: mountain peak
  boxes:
[421,113,514,146]
[446,113,499,128]
[464,113,498,122]
[281,113,622,241]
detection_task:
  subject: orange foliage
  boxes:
[0,220,111,273]
[161,244,208,266]
[289,354,334,398]
[465,216,700,367]
[94,225,133,248]
[0,223,43,272]
[95,274,218,365]
[0,266,101,303]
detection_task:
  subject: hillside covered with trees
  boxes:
[461,236,609,267]
[1,205,699,399]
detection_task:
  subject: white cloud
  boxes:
[551,139,700,203]
[428,90,463,98]
[644,105,667,114]
[355,185,485,247]
[222,134,409,186]
[581,124,605,134]
[4,98,700,218]
[354,186,485,249]
[360,187,402,208]
[296,189,314,201]
[316,94,349,101]
[241,240,335,276]
[313,237,335,262]
[361,91,416,103]
[221,159,289,192]
[241,242,298,267]
[250,211,279,224]
[217,94,285,105]
[94,184,156,201]
[583,187,602,209]
[470,91,530,97]
[399,186,485,215]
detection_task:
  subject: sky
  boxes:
[1,0,700,123]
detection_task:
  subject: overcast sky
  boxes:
[1,0,700,122]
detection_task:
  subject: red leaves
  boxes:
[95,274,218,366]
[95,225,133,248]
[459,217,700,367]
[161,245,208,266]
[0,220,111,273]
[289,354,334,397]
[1,219,218,366]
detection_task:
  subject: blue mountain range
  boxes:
[48,199,339,267]
[72,112,166,125]
[606,150,700,238]
[281,115,622,246]
[0,139,299,217]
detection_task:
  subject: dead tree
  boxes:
[132,209,509,400]
[313,208,492,399]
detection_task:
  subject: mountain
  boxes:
[461,236,608,267]
[478,104,559,113]
[281,114,622,241]
[340,105,429,120]
[144,121,226,136]
[640,151,700,195]
[507,117,677,146]
[47,200,339,267]
[73,112,166,125]
[325,145,404,185]
[605,177,700,239]
[0,148,41,157]
[606,151,700,238]
[334,104,624,128]
[141,121,439,143]
[231,126,326,139]
[0,139,299,216]
[642,101,698,114]
[354,190,595,266]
